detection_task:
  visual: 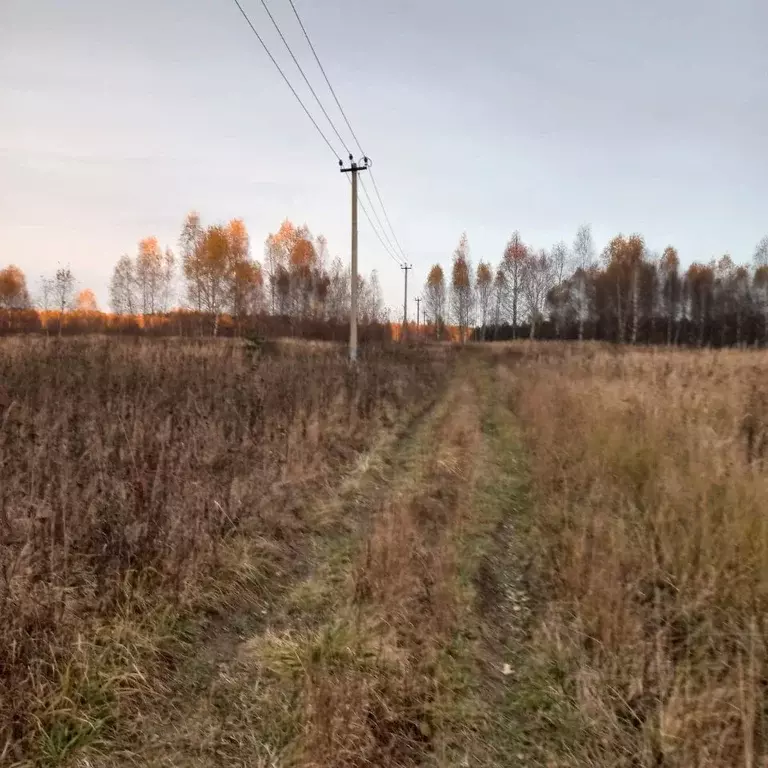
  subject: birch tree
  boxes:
[659,246,680,345]
[523,249,554,339]
[502,232,527,338]
[475,261,493,335]
[180,212,206,312]
[54,267,75,314]
[755,236,768,268]
[424,264,446,339]
[136,237,164,314]
[572,224,595,340]
[754,266,768,345]
[451,233,473,342]
[492,267,507,338]
[110,254,137,315]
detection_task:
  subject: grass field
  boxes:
[1,337,766,766]
[510,345,768,766]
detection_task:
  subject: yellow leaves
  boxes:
[604,234,645,273]
[227,218,248,242]
[233,259,262,287]
[203,226,231,270]
[451,255,470,289]
[75,288,98,313]
[0,265,28,307]
[180,213,265,316]
[661,246,680,273]
[686,262,715,289]
[289,238,316,270]
[269,220,299,260]
[426,264,444,287]
[476,261,492,287]
[138,237,160,258]
[137,237,164,280]
[274,218,297,245]
[0,265,25,286]
[226,218,249,261]
[267,219,315,273]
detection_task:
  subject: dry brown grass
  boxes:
[508,345,768,766]
[12,336,762,767]
[0,336,446,765]
[238,372,485,768]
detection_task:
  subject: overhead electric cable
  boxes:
[254,0,353,155]
[359,177,403,264]
[229,0,341,160]
[367,171,409,263]
[285,0,410,264]
[351,178,406,267]
[286,0,365,155]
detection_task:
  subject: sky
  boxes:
[1,0,766,316]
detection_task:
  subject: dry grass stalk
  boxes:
[510,345,768,766]
[272,379,483,767]
[0,336,445,762]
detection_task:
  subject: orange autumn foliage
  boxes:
[390,322,462,343]
[0,308,395,343]
[75,288,99,313]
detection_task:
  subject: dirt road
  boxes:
[88,358,538,768]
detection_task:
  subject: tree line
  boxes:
[422,228,768,346]
[121,213,386,328]
[0,212,388,339]
[4,217,768,346]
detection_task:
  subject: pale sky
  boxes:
[1,0,766,315]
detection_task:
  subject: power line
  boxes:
[285,0,410,264]
[254,0,353,156]
[228,0,340,160]
[231,0,408,272]
[286,0,365,157]
[349,176,404,267]
[359,176,401,262]
[359,195,405,268]
[367,170,409,263]
[340,157,366,362]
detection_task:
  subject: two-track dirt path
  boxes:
[88,357,540,768]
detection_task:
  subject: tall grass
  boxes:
[512,346,768,766]
[248,374,484,767]
[0,337,444,760]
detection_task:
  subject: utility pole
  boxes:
[401,263,412,340]
[415,296,421,336]
[340,154,370,362]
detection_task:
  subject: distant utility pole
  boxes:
[415,296,421,335]
[340,154,370,362]
[401,263,412,340]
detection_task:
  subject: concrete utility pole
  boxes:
[401,263,412,340]
[340,154,370,362]
[415,296,421,335]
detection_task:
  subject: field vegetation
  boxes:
[0,336,447,765]
[508,345,768,766]
[2,337,767,767]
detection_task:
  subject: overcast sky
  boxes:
[1,0,766,314]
